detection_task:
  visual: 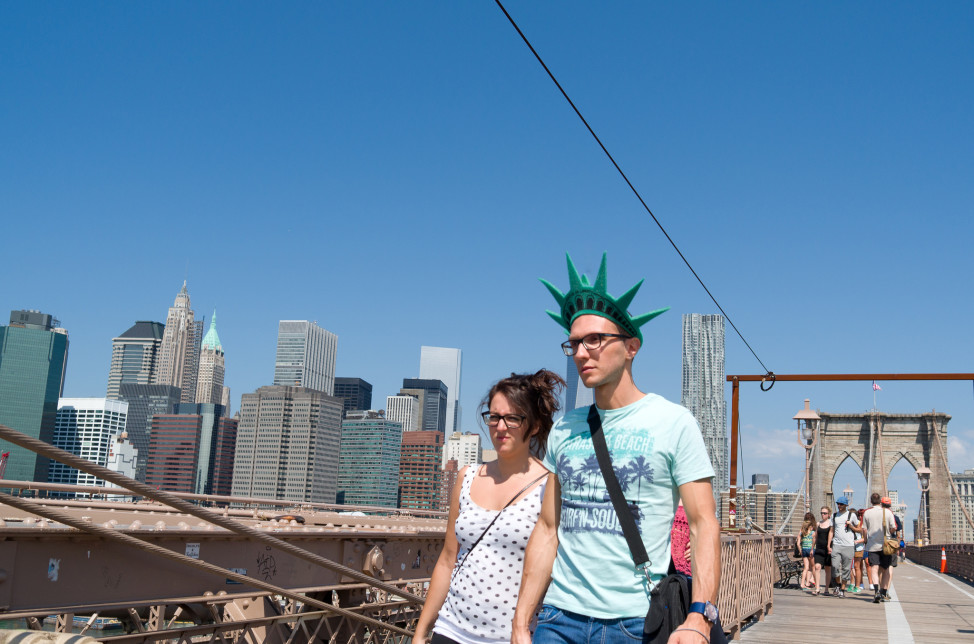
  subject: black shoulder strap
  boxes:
[586,404,650,570]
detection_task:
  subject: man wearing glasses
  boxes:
[512,254,722,644]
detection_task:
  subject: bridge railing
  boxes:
[718,533,775,640]
[905,544,974,582]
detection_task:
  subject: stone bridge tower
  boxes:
[809,410,950,543]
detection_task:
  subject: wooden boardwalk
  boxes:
[740,560,974,643]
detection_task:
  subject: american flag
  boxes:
[872,382,882,391]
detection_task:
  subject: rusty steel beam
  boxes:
[724,372,974,532]
[0,491,416,638]
[0,423,426,604]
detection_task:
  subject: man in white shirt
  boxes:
[861,492,897,603]
[827,496,860,597]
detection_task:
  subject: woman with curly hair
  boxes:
[413,369,565,644]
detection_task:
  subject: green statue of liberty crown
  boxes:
[540,253,669,343]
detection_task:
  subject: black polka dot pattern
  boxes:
[433,467,544,643]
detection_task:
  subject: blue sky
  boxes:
[2,3,972,535]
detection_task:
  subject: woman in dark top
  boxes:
[811,506,832,596]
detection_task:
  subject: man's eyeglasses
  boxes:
[561,333,632,356]
[481,412,526,429]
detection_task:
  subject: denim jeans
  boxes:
[533,605,644,643]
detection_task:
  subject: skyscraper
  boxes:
[106,321,164,399]
[443,432,482,469]
[155,282,203,404]
[399,430,445,511]
[333,377,373,418]
[273,321,337,395]
[401,378,448,433]
[0,310,69,482]
[231,386,343,502]
[145,403,236,495]
[564,355,594,412]
[116,383,181,482]
[49,398,129,492]
[338,410,403,508]
[386,395,421,432]
[196,311,225,405]
[419,346,462,432]
[681,313,727,493]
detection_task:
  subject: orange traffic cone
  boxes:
[940,547,948,573]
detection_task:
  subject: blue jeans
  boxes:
[533,605,644,643]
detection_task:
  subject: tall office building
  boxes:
[443,432,481,469]
[0,310,69,482]
[231,386,343,502]
[106,321,164,399]
[419,347,462,432]
[333,377,373,418]
[116,384,181,482]
[400,378,448,434]
[196,311,225,405]
[145,403,236,495]
[681,314,727,493]
[49,398,136,497]
[49,398,130,492]
[399,430,445,511]
[155,282,203,404]
[386,395,421,432]
[337,410,402,508]
[564,355,594,412]
[950,469,974,543]
[273,321,337,395]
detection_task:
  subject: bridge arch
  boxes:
[809,410,951,542]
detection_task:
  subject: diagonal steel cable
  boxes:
[494,0,773,377]
[0,423,425,604]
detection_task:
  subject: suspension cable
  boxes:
[494,0,772,377]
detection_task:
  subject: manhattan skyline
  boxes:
[3,3,972,523]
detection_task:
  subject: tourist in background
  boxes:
[863,493,898,603]
[412,370,565,644]
[828,496,861,597]
[811,506,832,595]
[798,512,817,590]
[852,508,866,591]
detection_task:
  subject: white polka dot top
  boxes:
[432,465,546,644]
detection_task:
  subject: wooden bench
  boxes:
[774,550,804,588]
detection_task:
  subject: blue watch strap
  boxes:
[688,602,707,615]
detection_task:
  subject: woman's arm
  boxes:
[412,466,466,644]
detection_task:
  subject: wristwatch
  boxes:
[688,601,718,624]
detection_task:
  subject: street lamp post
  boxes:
[916,467,931,545]
[794,399,821,514]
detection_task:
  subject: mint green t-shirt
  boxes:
[541,393,715,619]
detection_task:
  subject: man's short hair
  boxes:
[871,492,882,505]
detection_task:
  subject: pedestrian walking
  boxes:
[862,493,897,603]
[412,370,565,644]
[852,508,865,592]
[812,506,832,596]
[828,496,860,597]
[798,512,817,590]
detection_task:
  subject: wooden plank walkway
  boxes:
[739,560,974,643]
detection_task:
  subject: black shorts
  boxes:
[867,551,894,568]
[814,551,830,567]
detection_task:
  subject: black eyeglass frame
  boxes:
[561,332,633,356]
[481,412,526,430]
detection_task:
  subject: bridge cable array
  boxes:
[493,0,773,380]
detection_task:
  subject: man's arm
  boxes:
[511,473,560,644]
[669,478,720,644]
